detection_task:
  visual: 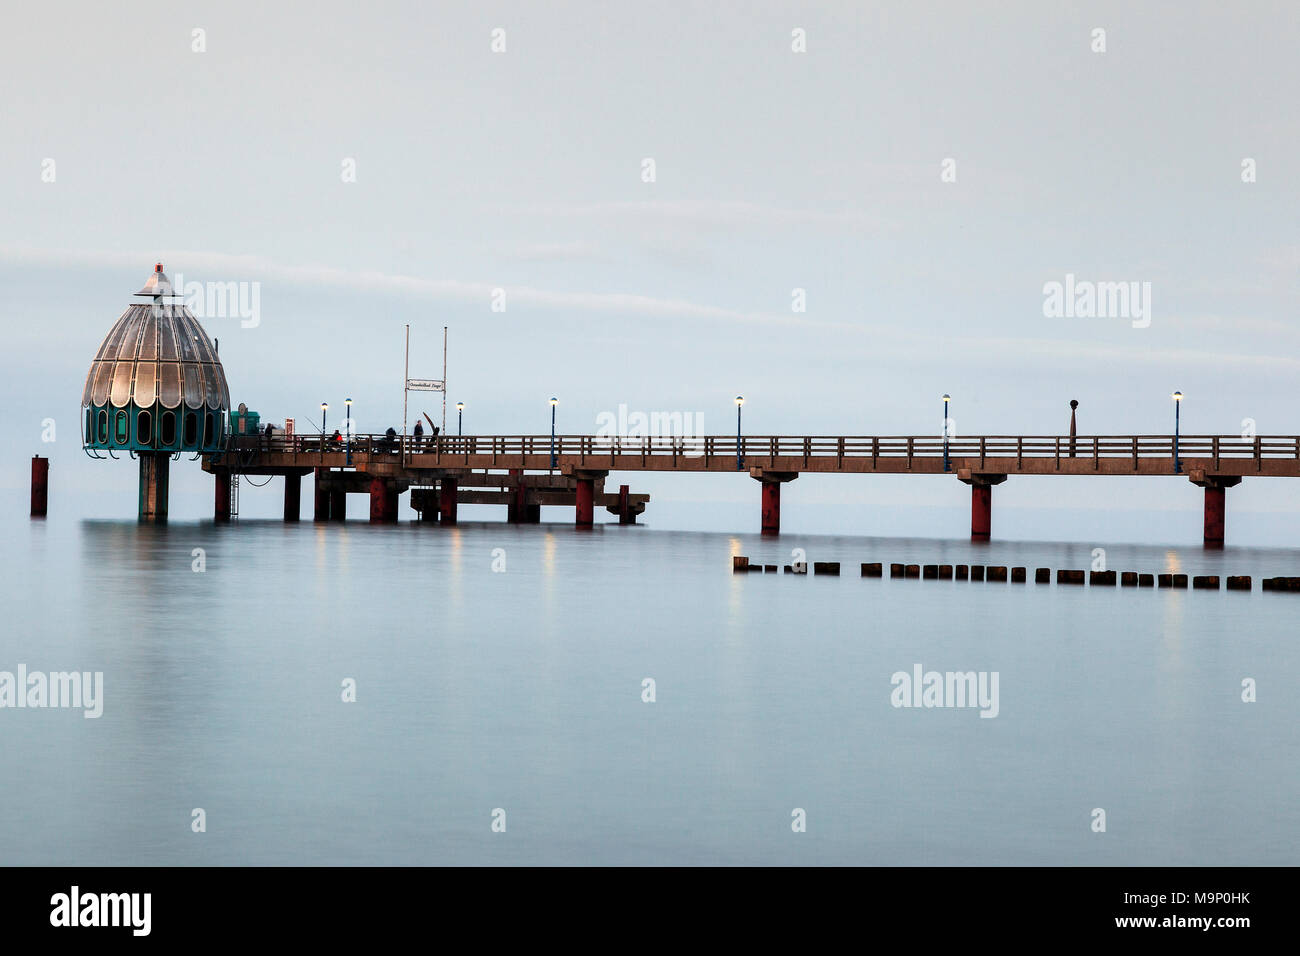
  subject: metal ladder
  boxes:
[230,473,240,517]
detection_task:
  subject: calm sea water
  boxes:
[3,513,1298,866]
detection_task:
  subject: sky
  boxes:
[1,1,1297,542]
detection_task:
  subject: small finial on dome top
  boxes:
[135,263,173,297]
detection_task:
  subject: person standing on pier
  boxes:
[413,419,424,451]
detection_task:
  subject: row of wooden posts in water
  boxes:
[731,555,1300,592]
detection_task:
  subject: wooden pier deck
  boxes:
[203,433,1300,540]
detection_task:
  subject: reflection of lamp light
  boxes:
[1172,391,1183,474]
[735,396,745,471]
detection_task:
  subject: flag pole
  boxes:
[403,324,409,466]
[442,325,448,434]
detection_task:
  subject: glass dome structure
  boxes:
[81,264,231,454]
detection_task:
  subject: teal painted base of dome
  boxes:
[84,403,226,454]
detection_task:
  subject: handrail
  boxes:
[226,433,1300,462]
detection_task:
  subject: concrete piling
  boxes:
[139,452,170,522]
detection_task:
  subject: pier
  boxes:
[199,431,1293,543]
[70,267,1290,544]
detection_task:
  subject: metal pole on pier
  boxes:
[403,324,409,467]
[442,326,447,435]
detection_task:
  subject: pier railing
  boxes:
[227,433,1299,468]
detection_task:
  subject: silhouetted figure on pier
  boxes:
[385,426,398,453]
[413,420,424,450]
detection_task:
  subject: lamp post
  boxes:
[1069,399,1078,458]
[942,394,951,472]
[321,401,328,443]
[457,402,464,437]
[344,397,352,465]
[735,395,745,471]
[1173,391,1183,473]
[550,397,558,469]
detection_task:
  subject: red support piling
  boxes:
[314,468,330,520]
[439,477,458,525]
[330,487,347,521]
[971,484,992,540]
[30,455,48,517]
[575,477,594,527]
[369,478,397,523]
[508,469,526,523]
[618,484,633,524]
[761,481,781,535]
[1204,485,1226,545]
[283,473,301,522]
[213,469,231,522]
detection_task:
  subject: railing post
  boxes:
[907,436,913,470]
[1132,436,1138,471]
[1055,436,1060,471]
